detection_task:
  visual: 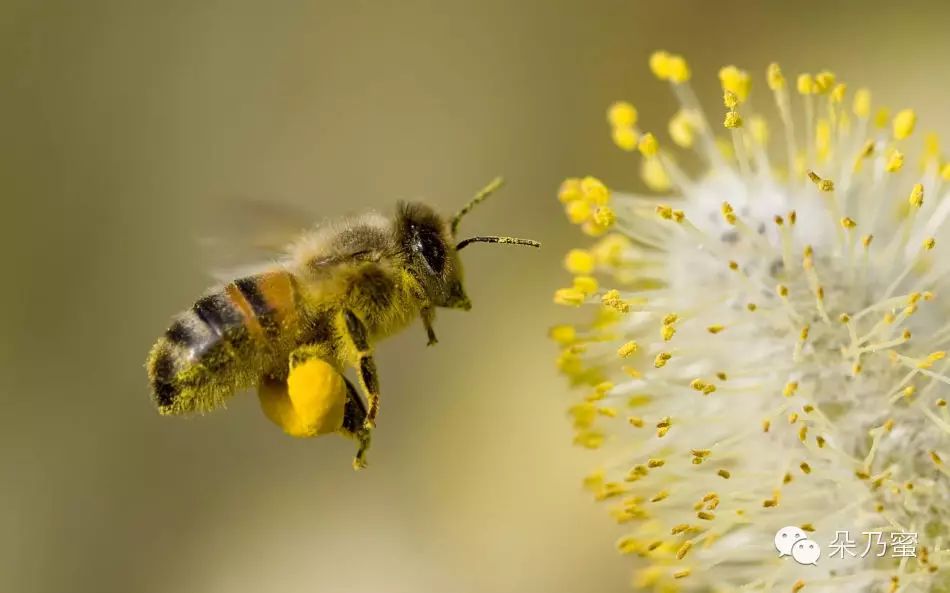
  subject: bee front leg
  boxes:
[421,306,438,346]
[342,310,381,429]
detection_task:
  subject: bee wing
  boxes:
[198,197,318,282]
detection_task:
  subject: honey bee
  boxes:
[146,178,539,468]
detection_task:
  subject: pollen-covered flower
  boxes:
[553,51,950,592]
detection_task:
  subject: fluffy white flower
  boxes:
[553,52,949,592]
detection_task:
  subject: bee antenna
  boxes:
[455,236,541,251]
[450,177,505,236]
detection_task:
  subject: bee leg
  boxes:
[342,310,381,429]
[421,306,438,346]
[339,377,372,470]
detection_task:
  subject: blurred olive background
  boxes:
[3,1,950,592]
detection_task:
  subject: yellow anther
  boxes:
[762,419,771,432]
[661,325,676,341]
[651,490,670,503]
[715,371,728,381]
[924,237,936,250]
[668,110,696,148]
[716,469,731,479]
[554,288,585,306]
[572,276,599,296]
[904,385,916,398]
[565,199,591,224]
[919,351,947,369]
[724,111,743,129]
[661,313,678,325]
[792,580,806,593]
[859,139,875,158]
[831,83,847,103]
[840,217,857,229]
[783,382,799,397]
[938,399,947,407]
[728,260,739,271]
[647,458,665,468]
[909,183,924,208]
[641,157,672,192]
[796,73,815,95]
[721,202,737,225]
[789,412,799,424]
[707,324,725,334]
[666,54,691,83]
[691,449,711,459]
[875,107,891,129]
[885,149,904,172]
[800,325,810,341]
[902,329,912,341]
[564,249,595,274]
[654,352,672,368]
[592,205,616,228]
[673,569,691,579]
[814,70,836,93]
[746,303,757,312]
[800,462,812,474]
[719,65,751,102]
[853,88,871,118]
[580,176,610,204]
[777,284,789,297]
[723,90,739,110]
[749,115,768,145]
[676,540,692,559]
[807,170,834,192]
[548,324,576,345]
[557,178,582,203]
[697,511,715,521]
[601,289,630,313]
[893,108,917,140]
[649,51,672,80]
[628,416,644,428]
[883,418,895,432]
[862,234,874,248]
[611,126,638,151]
[799,425,808,442]
[788,210,797,225]
[930,451,943,466]
[607,101,638,128]
[767,62,786,90]
[690,379,707,391]
[617,341,639,359]
[839,313,851,323]
[638,132,659,157]
[941,162,950,181]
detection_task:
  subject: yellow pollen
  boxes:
[893,108,917,140]
[930,451,942,466]
[840,217,857,229]
[909,183,925,208]
[800,462,812,474]
[719,65,751,102]
[796,73,815,95]
[886,149,904,172]
[721,202,737,225]
[724,111,743,129]
[564,249,595,274]
[628,416,644,427]
[814,70,836,93]
[697,511,715,520]
[707,325,725,334]
[548,324,576,345]
[565,199,591,224]
[651,490,670,503]
[607,101,638,128]
[654,352,672,368]
[853,88,871,118]
[617,341,639,358]
[807,170,834,192]
[572,276,598,296]
[661,325,676,341]
[831,83,847,103]
[717,469,731,479]
[762,419,771,432]
[673,569,691,580]
[767,62,785,90]
[554,288,585,307]
[638,132,659,157]
[648,458,665,468]
[723,90,739,110]
[783,382,799,397]
[792,580,806,593]
[777,284,789,297]
[862,234,874,248]
[924,237,936,250]
[580,176,609,204]
[592,205,616,228]
[816,435,826,448]
[676,540,692,559]
[611,126,638,152]
[558,178,582,203]
[875,107,891,129]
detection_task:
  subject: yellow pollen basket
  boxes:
[258,358,347,438]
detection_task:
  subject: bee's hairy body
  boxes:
[146,181,538,468]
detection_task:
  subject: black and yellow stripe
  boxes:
[147,271,299,415]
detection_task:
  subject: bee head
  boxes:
[397,178,540,311]
[397,201,471,310]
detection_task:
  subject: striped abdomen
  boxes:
[147,271,299,415]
